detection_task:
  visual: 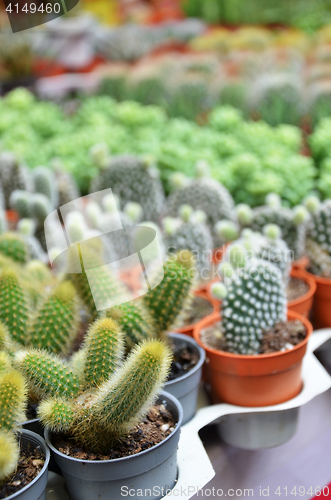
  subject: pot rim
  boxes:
[288,268,317,307]
[176,289,216,333]
[44,390,183,465]
[193,310,313,361]
[165,332,206,387]
[5,429,50,500]
[301,268,331,285]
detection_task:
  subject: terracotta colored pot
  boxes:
[6,209,19,230]
[292,255,309,270]
[193,310,313,407]
[118,265,142,294]
[212,243,230,265]
[300,269,331,329]
[175,289,217,338]
[288,268,316,318]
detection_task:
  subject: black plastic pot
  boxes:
[44,391,183,500]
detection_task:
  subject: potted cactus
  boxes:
[0,359,50,500]
[302,197,331,328]
[15,318,181,500]
[193,242,313,407]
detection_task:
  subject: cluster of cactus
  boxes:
[212,249,287,354]
[90,155,165,222]
[15,318,171,452]
[238,193,309,261]
[0,357,28,482]
[0,152,33,208]
[163,204,213,277]
[166,161,237,246]
[305,196,331,277]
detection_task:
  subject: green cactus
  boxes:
[0,210,7,236]
[0,352,12,374]
[305,198,331,277]
[0,232,30,264]
[53,164,80,207]
[33,166,58,207]
[0,269,30,346]
[28,281,80,355]
[90,155,165,222]
[38,339,171,452]
[0,369,28,482]
[9,190,30,219]
[0,152,33,208]
[143,250,196,334]
[0,322,12,352]
[28,193,51,225]
[212,255,287,354]
[106,302,156,352]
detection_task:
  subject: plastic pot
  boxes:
[44,391,182,500]
[193,310,313,407]
[301,269,331,329]
[165,333,205,424]
[292,255,309,270]
[5,429,50,500]
[288,268,316,317]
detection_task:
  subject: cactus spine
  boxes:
[0,270,30,346]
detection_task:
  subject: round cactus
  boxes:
[0,232,30,264]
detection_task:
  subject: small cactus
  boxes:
[33,167,58,207]
[0,232,30,264]
[305,198,331,277]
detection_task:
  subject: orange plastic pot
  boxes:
[292,255,309,270]
[300,269,331,329]
[193,310,313,407]
[288,268,316,318]
[175,289,217,338]
[212,243,230,265]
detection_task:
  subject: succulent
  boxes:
[53,164,80,207]
[305,197,331,277]
[166,162,237,246]
[0,152,33,208]
[166,77,211,121]
[90,156,165,222]
[16,319,171,453]
[0,232,30,264]
[0,210,7,235]
[9,190,30,219]
[32,166,59,208]
[212,255,287,354]
[243,193,309,260]
[0,369,28,482]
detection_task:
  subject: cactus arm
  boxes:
[15,349,80,400]
[0,430,20,482]
[0,352,12,374]
[0,370,27,431]
[0,233,30,264]
[0,270,30,346]
[38,397,75,433]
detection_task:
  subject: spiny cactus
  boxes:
[53,164,80,207]
[0,269,30,346]
[33,166,58,207]
[244,193,309,260]
[214,219,240,247]
[163,207,213,276]
[0,210,7,235]
[90,155,165,222]
[0,369,28,482]
[9,190,30,219]
[0,232,30,264]
[0,152,33,208]
[105,302,156,352]
[28,281,80,355]
[212,256,287,354]
[305,197,331,277]
[0,352,12,374]
[143,250,196,334]
[166,162,237,246]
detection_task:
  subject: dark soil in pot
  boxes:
[286,277,309,301]
[26,401,38,421]
[50,403,177,461]
[0,440,45,499]
[183,296,214,325]
[201,320,307,355]
[168,339,199,380]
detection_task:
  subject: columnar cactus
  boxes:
[212,255,287,354]
[16,319,171,453]
[0,152,33,208]
[0,232,30,264]
[0,369,28,482]
[0,210,7,235]
[0,269,30,346]
[53,165,80,207]
[305,197,331,277]
[90,155,165,222]
[242,193,309,260]
[166,162,237,246]
[28,281,80,355]
[143,250,196,334]
[9,190,30,219]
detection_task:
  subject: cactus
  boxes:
[246,193,309,260]
[143,250,196,334]
[33,166,58,208]
[28,281,80,355]
[0,269,30,346]
[53,164,80,207]
[17,219,48,263]
[166,77,211,121]
[0,210,7,235]
[38,339,171,452]
[9,190,30,219]
[163,208,213,276]
[212,255,287,354]
[214,219,240,247]
[0,352,12,374]
[0,232,30,264]
[90,155,165,222]
[106,302,156,352]
[0,368,28,482]
[166,163,237,246]
[0,152,33,208]
[305,198,331,277]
